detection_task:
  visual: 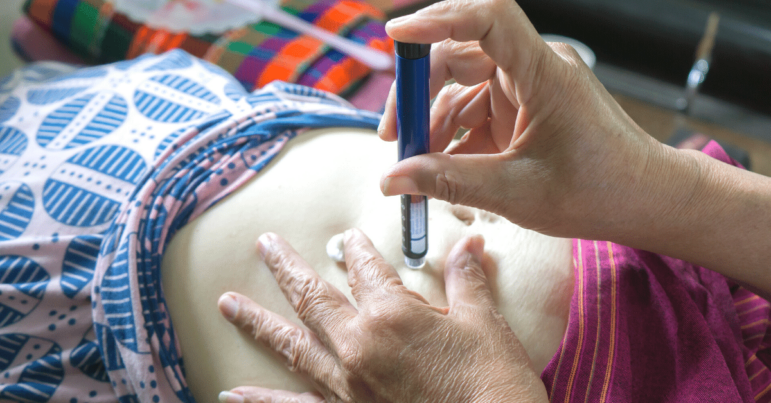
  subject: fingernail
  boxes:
[377,116,386,135]
[467,235,485,266]
[218,293,239,321]
[218,391,244,403]
[383,176,418,196]
[256,233,273,260]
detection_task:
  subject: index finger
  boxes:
[386,0,545,81]
[378,41,496,143]
[343,229,407,304]
[257,233,356,342]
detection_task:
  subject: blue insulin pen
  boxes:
[395,41,430,269]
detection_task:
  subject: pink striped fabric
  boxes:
[542,140,770,402]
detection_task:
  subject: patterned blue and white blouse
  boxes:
[0,50,380,403]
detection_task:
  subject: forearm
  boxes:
[618,143,771,292]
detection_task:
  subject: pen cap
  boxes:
[395,41,431,60]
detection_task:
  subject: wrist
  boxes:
[572,130,685,244]
[609,141,705,247]
[469,371,548,403]
[609,140,771,290]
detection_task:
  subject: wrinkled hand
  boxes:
[379,0,672,240]
[217,229,547,403]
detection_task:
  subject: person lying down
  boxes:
[0,49,569,402]
[2,49,767,403]
[3,50,509,402]
[90,56,572,401]
[149,60,771,403]
[158,126,574,400]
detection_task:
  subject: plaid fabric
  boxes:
[23,0,393,96]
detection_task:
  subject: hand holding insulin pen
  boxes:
[395,41,431,269]
[325,42,430,269]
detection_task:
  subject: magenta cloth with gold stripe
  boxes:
[543,140,769,402]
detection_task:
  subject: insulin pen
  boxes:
[395,41,430,269]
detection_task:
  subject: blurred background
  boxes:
[1,0,26,75]
[3,0,771,174]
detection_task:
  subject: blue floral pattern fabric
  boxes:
[0,49,380,402]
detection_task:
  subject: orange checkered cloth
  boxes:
[24,0,394,97]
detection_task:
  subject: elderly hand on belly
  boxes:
[216,229,547,403]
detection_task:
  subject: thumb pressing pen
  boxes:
[395,41,430,269]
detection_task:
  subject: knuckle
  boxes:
[281,327,309,372]
[468,275,492,297]
[363,298,408,331]
[433,85,454,107]
[346,264,364,292]
[565,46,582,63]
[548,42,584,69]
[434,171,463,205]
[431,88,461,124]
[457,269,490,296]
[463,259,487,280]
[294,277,326,321]
[346,273,360,293]
[351,257,403,292]
[264,247,293,272]
[419,0,455,16]
[383,276,405,290]
[433,38,454,57]
[356,255,383,278]
[244,308,269,338]
[365,307,394,328]
[445,84,467,102]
